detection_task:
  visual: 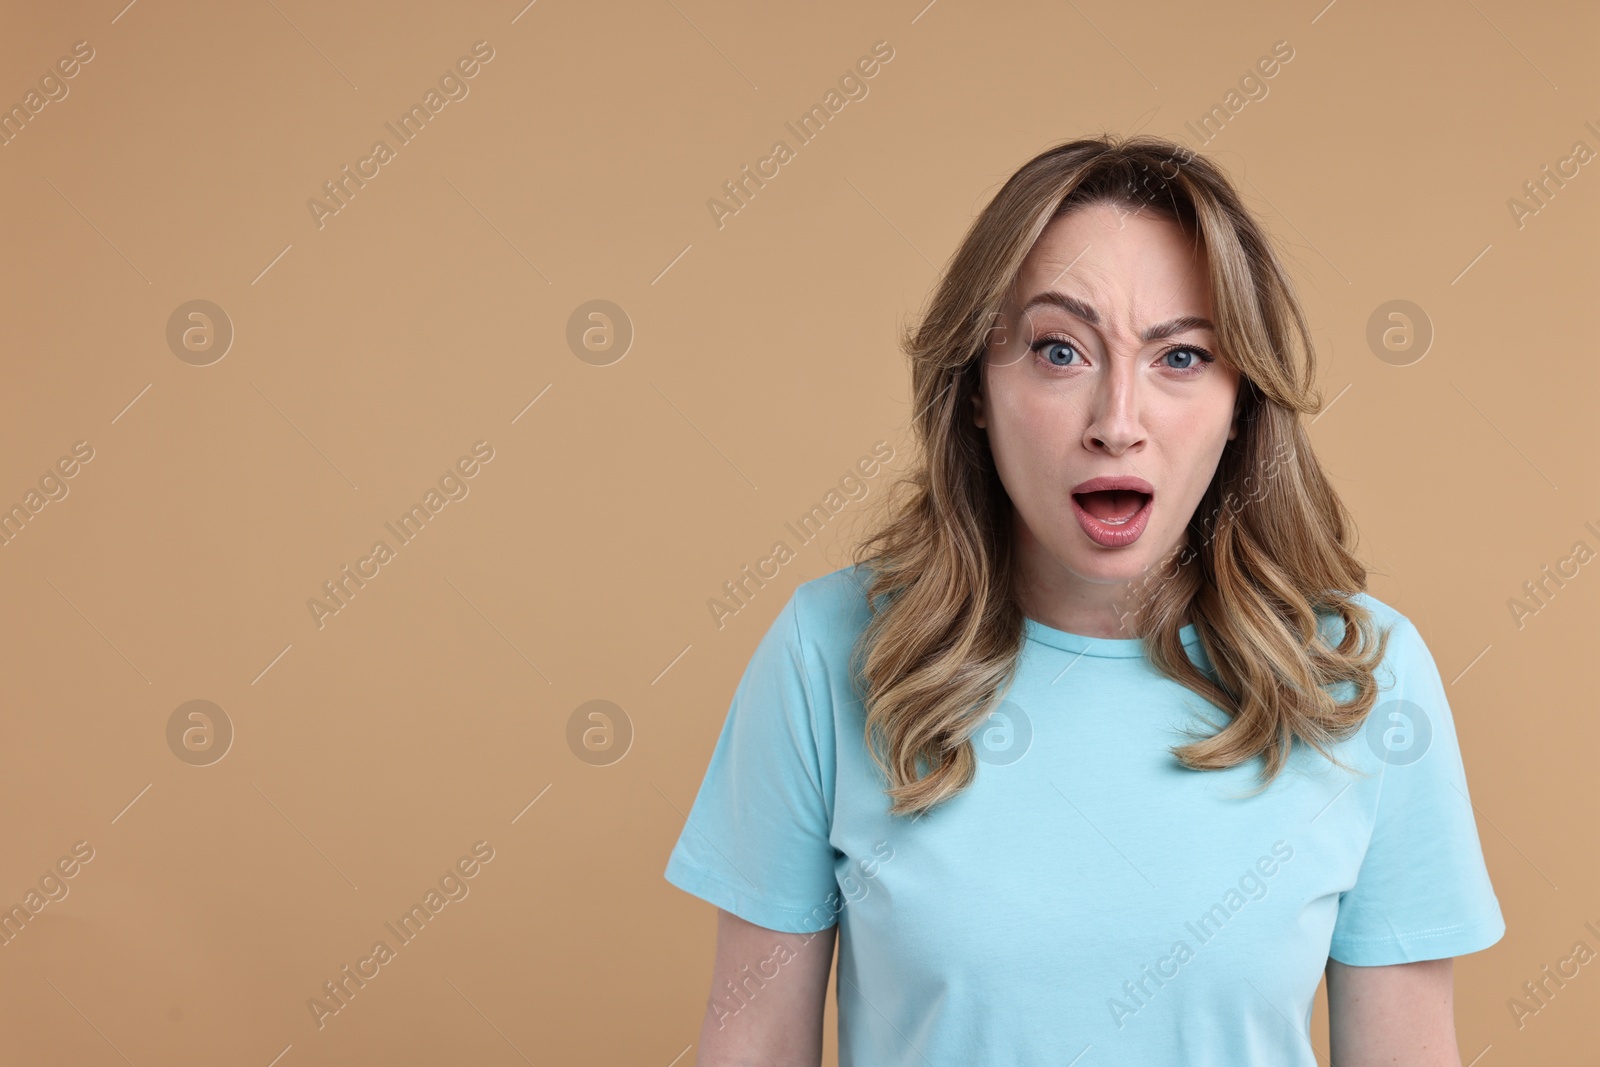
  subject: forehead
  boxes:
[1011,203,1212,319]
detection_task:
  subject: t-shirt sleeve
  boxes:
[1327,613,1507,966]
[662,590,841,934]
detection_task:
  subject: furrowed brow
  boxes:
[1018,292,1215,342]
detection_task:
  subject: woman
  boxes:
[663,134,1504,1065]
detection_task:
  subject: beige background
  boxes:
[1,0,1595,1063]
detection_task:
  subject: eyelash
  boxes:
[1029,336,1216,376]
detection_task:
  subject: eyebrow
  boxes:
[1019,291,1215,342]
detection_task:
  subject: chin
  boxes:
[1062,545,1156,585]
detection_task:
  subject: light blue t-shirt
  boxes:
[663,563,1505,1066]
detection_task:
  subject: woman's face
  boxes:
[972,200,1242,634]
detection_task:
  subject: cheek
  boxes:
[1156,403,1236,515]
[986,377,1078,486]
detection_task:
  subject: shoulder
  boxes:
[1320,589,1408,639]
[783,563,878,679]
[731,565,875,710]
[1316,592,1466,773]
[1316,590,1428,686]
[768,559,883,700]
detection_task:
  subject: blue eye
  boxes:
[1162,346,1215,373]
[1033,339,1083,366]
[1029,338,1217,375]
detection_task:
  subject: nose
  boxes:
[1081,356,1147,456]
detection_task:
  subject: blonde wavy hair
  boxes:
[848,133,1392,818]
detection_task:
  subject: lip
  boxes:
[1070,475,1154,495]
[1069,475,1154,548]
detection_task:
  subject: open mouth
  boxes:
[1071,489,1151,526]
[1068,479,1155,547]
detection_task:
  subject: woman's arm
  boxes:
[1325,956,1459,1065]
[695,907,837,1067]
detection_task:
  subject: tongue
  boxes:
[1078,489,1146,521]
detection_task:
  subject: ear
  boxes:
[1226,381,1246,441]
[973,310,1006,431]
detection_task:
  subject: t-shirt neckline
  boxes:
[1023,615,1203,658]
